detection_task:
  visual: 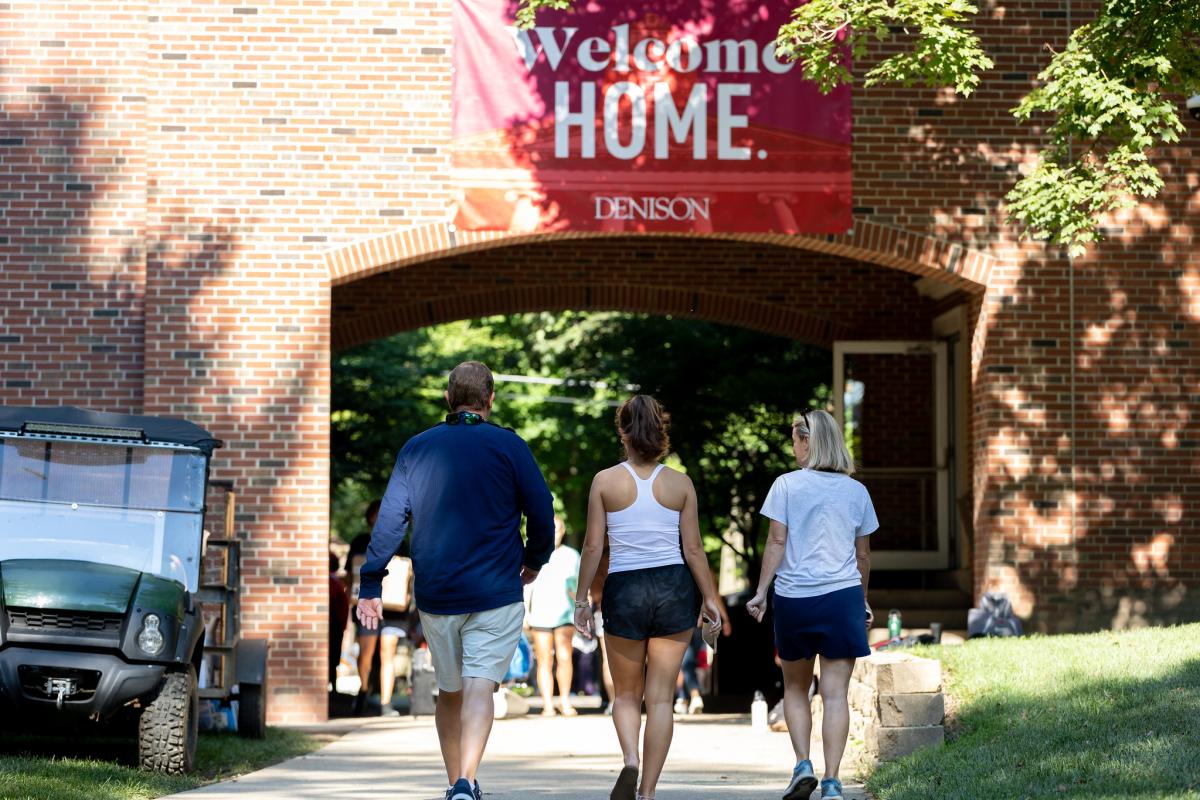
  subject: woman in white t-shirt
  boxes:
[526,516,581,716]
[747,409,878,800]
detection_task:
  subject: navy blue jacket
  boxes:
[359,419,555,615]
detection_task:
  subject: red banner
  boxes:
[451,1,852,234]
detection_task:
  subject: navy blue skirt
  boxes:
[773,585,871,661]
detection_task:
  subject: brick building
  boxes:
[2,1,1197,723]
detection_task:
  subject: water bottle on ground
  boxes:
[751,690,768,731]
[887,608,903,641]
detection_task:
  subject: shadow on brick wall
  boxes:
[980,182,1199,632]
[0,84,150,409]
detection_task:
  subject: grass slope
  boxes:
[0,728,320,800]
[868,623,1200,800]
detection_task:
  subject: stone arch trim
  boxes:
[332,284,855,352]
[324,220,997,291]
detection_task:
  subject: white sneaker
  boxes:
[673,697,687,715]
[688,695,704,715]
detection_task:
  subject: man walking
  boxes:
[358,361,555,800]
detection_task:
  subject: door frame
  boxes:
[833,340,950,570]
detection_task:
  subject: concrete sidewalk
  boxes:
[170,713,869,800]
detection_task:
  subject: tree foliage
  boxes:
[331,313,828,581]
[772,0,993,96]
[1006,2,1199,255]
[515,0,1200,256]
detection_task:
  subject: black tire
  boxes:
[237,682,266,739]
[138,668,198,774]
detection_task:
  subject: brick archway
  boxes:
[326,227,991,356]
[324,220,997,291]
[333,285,853,352]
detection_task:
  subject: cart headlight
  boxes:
[137,614,165,656]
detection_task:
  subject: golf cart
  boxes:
[0,406,268,774]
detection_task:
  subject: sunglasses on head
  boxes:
[446,411,485,426]
[792,410,813,437]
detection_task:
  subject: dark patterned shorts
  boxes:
[602,563,701,641]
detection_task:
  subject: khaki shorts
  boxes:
[419,602,525,692]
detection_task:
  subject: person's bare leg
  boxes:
[357,633,378,691]
[598,634,616,704]
[605,633,648,769]
[354,632,379,714]
[638,631,690,798]
[780,657,817,762]
[435,689,463,786]
[553,625,577,715]
[818,657,855,780]
[457,677,499,781]
[532,629,556,716]
[380,633,399,706]
[339,620,357,677]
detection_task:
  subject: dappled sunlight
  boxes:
[1180,268,1200,320]
[983,564,1036,618]
[992,427,1034,481]
[1099,391,1132,433]
[1000,387,1047,427]
[1131,533,1175,578]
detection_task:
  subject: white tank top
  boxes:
[606,462,684,574]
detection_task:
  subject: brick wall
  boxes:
[2,0,1197,723]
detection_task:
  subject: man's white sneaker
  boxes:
[673,697,687,715]
[688,695,704,715]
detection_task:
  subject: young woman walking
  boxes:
[747,409,878,800]
[574,395,722,800]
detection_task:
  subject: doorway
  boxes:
[834,340,952,570]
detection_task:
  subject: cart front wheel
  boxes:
[237,682,266,739]
[138,667,198,774]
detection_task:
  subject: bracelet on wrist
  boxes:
[574,600,590,608]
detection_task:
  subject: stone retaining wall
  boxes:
[849,652,946,762]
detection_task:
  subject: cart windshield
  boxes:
[0,436,207,590]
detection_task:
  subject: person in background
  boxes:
[350,500,411,717]
[673,591,731,715]
[574,395,723,800]
[357,361,555,800]
[747,409,877,800]
[526,516,581,717]
[589,544,616,714]
[329,551,351,687]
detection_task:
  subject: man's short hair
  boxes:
[447,361,494,410]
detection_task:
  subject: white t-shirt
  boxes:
[759,470,878,599]
[526,545,580,629]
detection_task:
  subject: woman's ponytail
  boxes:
[616,395,671,462]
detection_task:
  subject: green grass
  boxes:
[0,728,323,800]
[867,623,1200,800]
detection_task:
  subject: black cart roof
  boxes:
[0,405,223,454]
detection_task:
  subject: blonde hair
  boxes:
[798,409,855,475]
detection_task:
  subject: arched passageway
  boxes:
[328,231,990,672]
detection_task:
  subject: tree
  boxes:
[516,0,1200,256]
[330,319,569,542]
